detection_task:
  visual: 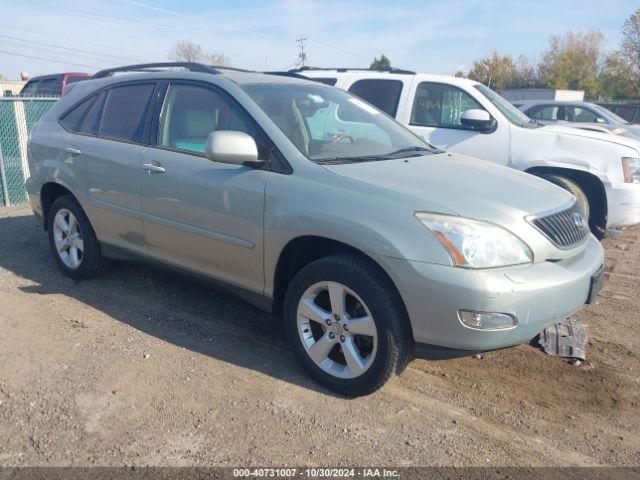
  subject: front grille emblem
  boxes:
[572,212,587,231]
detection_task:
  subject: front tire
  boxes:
[47,195,106,280]
[283,254,411,396]
[539,174,590,221]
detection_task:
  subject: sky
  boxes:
[0,0,636,79]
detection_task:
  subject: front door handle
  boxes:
[64,146,83,156]
[142,162,166,173]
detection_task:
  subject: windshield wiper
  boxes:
[384,146,435,157]
[315,146,434,165]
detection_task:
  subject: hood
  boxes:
[322,152,573,223]
[541,124,640,154]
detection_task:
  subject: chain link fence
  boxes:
[0,98,57,206]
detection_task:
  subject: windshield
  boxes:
[592,104,629,124]
[474,84,538,128]
[241,82,436,163]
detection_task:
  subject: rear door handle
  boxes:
[64,146,83,156]
[142,162,166,173]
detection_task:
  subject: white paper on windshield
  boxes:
[348,97,379,115]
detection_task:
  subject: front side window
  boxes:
[99,83,155,143]
[159,83,256,154]
[410,82,483,129]
[565,106,599,123]
[529,105,561,121]
[242,82,432,163]
[348,79,403,117]
[474,83,536,128]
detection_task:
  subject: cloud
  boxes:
[0,0,632,78]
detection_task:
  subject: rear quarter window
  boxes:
[20,80,39,96]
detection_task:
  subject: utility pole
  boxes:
[296,36,307,68]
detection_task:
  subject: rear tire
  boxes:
[47,195,106,280]
[539,174,590,221]
[283,254,411,397]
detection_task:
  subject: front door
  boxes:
[140,82,267,293]
[403,81,511,167]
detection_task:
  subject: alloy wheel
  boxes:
[52,209,84,269]
[296,281,378,379]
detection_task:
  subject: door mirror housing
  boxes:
[595,117,606,124]
[460,109,495,132]
[205,130,261,166]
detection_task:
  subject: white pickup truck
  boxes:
[298,68,640,235]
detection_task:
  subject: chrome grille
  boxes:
[530,203,589,248]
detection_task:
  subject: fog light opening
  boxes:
[458,310,517,331]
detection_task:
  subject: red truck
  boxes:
[19,73,90,97]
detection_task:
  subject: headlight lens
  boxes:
[416,212,533,268]
[622,157,640,183]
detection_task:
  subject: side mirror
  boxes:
[205,130,261,166]
[595,117,606,124]
[460,109,495,132]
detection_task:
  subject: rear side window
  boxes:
[528,105,561,121]
[99,83,155,143]
[37,77,62,96]
[410,82,483,129]
[347,79,403,117]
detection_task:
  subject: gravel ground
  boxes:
[0,204,638,467]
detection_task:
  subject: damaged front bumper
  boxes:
[376,234,604,351]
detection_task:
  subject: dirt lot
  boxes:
[0,204,638,467]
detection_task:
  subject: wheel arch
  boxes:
[526,166,608,235]
[271,235,414,342]
[40,182,77,230]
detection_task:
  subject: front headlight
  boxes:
[415,212,533,268]
[622,157,640,183]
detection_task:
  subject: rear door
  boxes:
[59,81,157,252]
[140,81,267,293]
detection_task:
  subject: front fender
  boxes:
[510,125,635,184]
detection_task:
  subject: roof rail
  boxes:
[289,66,416,75]
[93,62,221,78]
[263,70,312,80]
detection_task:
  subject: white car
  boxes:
[297,68,640,233]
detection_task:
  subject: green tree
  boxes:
[600,51,640,100]
[466,50,521,91]
[370,54,391,70]
[621,8,640,76]
[604,7,640,99]
[538,30,604,98]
